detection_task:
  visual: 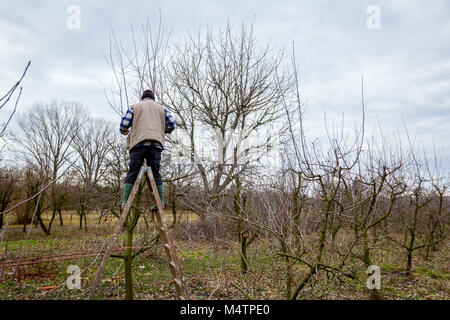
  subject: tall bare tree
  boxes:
[72,117,113,231]
[163,22,293,202]
[14,100,83,235]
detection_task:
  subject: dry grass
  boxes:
[0,217,448,300]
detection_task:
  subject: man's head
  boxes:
[141,90,155,101]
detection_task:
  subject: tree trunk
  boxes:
[171,195,177,227]
[79,210,83,230]
[406,247,413,275]
[37,214,50,236]
[405,197,419,275]
[290,266,317,300]
[239,232,248,275]
[68,211,74,236]
[362,229,371,267]
[84,212,88,232]
[36,198,51,236]
[291,198,331,300]
[48,209,57,231]
[59,209,64,226]
[234,175,249,275]
[280,241,292,299]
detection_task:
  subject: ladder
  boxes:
[87,166,189,300]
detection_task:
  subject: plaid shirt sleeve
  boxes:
[120,107,134,134]
[164,108,176,133]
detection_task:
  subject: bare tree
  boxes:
[390,145,446,275]
[240,49,368,300]
[14,100,83,235]
[422,147,448,260]
[163,22,293,204]
[161,155,197,226]
[341,130,406,270]
[104,13,170,117]
[72,117,113,231]
[101,130,130,221]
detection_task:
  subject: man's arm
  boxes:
[164,108,176,133]
[120,108,134,135]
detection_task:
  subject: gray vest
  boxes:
[126,99,165,150]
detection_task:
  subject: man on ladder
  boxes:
[120,89,176,208]
[88,91,188,300]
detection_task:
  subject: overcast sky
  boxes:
[1,0,449,170]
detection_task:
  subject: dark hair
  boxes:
[141,90,155,100]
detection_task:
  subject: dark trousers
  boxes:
[125,145,162,186]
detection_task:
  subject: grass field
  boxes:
[0,211,448,300]
[7,210,199,228]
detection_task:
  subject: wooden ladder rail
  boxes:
[87,166,189,300]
